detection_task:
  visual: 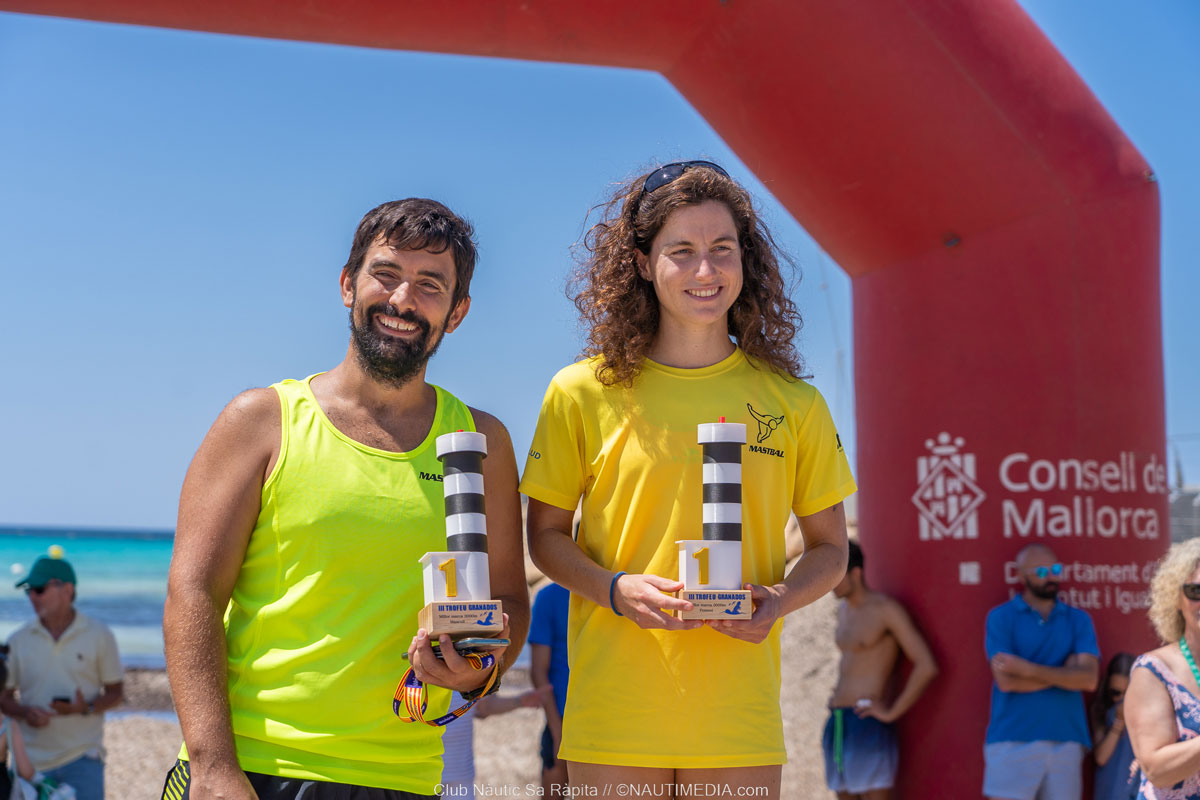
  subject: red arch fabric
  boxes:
[11,1,1165,793]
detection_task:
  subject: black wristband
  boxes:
[459,675,501,702]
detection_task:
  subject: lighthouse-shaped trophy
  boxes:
[677,418,753,619]
[417,431,504,637]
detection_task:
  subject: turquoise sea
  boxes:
[0,525,534,671]
[0,526,172,667]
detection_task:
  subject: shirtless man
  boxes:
[824,540,938,800]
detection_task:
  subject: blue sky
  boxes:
[0,2,1195,530]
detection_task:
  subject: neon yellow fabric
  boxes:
[520,350,856,768]
[181,374,475,792]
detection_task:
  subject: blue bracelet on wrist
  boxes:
[610,571,627,617]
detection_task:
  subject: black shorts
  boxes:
[161,760,437,800]
[539,724,558,770]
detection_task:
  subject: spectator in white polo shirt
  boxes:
[0,553,123,800]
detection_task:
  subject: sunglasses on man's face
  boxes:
[1182,583,1200,601]
[1033,563,1063,580]
[25,579,64,596]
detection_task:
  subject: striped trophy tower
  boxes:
[677,418,752,619]
[417,430,504,636]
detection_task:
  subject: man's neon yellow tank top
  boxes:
[181,375,476,792]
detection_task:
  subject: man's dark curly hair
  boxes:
[342,198,477,311]
[570,164,807,386]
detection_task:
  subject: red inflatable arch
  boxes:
[12,0,1166,794]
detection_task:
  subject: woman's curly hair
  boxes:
[1148,537,1200,643]
[570,165,807,386]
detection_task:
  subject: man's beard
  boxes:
[349,301,446,387]
[1025,578,1060,600]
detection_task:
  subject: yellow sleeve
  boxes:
[519,376,586,512]
[791,389,857,517]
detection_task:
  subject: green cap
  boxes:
[15,556,77,589]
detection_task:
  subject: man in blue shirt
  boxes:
[529,580,570,796]
[984,543,1100,800]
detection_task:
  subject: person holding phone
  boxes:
[0,554,124,800]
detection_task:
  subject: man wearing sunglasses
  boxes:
[983,544,1100,800]
[0,554,124,800]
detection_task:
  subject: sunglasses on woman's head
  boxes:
[639,160,730,200]
[1033,563,1063,579]
[1182,583,1200,601]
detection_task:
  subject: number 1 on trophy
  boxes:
[438,558,458,599]
[693,547,709,585]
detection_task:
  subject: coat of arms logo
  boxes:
[912,432,985,540]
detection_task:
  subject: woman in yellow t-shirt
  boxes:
[521,161,856,798]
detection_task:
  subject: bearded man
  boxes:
[161,199,528,800]
[983,544,1099,800]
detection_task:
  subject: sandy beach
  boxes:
[104,592,839,800]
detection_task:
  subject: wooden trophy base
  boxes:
[418,600,504,637]
[678,589,752,620]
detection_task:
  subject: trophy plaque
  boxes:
[677,418,752,620]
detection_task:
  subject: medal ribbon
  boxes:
[1180,636,1200,687]
[393,651,498,727]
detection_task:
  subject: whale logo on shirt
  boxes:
[747,404,783,443]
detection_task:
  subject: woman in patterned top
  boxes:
[1127,538,1200,799]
